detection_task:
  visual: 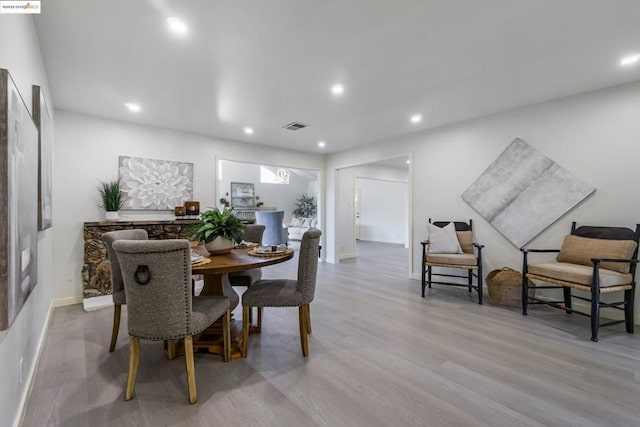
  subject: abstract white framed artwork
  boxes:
[462,138,595,248]
[119,156,194,210]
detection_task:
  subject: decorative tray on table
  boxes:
[248,246,294,257]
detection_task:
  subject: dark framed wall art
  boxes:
[0,69,39,330]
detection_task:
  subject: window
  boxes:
[260,166,290,184]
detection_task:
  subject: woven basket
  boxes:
[486,267,535,307]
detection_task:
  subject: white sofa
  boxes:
[288,217,318,240]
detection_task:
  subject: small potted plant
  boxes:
[219,192,230,208]
[98,178,126,221]
[190,207,246,254]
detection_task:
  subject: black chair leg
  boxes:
[591,287,600,342]
[468,270,472,293]
[625,288,635,333]
[421,262,426,298]
[477,268,483,305]
[427,267,432,289]
[521,273,528,316]
[563,287,572,314]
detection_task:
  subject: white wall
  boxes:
[218,160,319,222]
[0,15,55,427]
[335,165,409,258]
[326,80,640,319]
[53,112,325,301]
[357,178,407,245]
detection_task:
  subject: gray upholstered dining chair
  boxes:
[229,224,266,287]
[241,229,321,358]
[113,239,231,404]
[102,229,148,352]
[255,210,288,245]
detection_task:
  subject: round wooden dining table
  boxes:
[190,246,294,359]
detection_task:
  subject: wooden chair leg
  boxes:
[125,336,140,401]
[299,305,309,357]
[165,339,176,360]
[563,286,572,314]
[241,306,250,358]
[222,310,231,362]
[184,336,197,404]
[306,304,312,334]
[109,304,122,352]
[256,307,263,333]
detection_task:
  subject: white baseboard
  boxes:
[83,295,113,311]
[52,296,83,307]
[339,253,356,261]
[13,300,55,427]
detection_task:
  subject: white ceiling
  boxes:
[34,0,640,154]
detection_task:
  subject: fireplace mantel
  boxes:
[82,219,197,299]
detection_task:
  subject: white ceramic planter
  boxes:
[105,211,119,221]
[204,236,235,255]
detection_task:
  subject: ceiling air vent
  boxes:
[283,122,309,131]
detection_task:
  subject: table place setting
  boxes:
[191,250,209,266]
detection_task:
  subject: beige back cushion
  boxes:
[556,235,638,273]
[456,231,474,254]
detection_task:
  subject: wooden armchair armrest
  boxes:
[591,258,639,264]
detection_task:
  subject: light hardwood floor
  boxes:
[23,241,640,426]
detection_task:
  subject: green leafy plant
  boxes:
[292,193,317,218]
[190,207,246,243]
[97,179,126,212]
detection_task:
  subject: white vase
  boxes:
[105,211,119,221]
[204,236,235,255]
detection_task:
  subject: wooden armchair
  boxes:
[421,219,484,304]
[522,222,639,342]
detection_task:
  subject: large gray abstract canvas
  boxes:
[462,138,595,248]
[0,69,39,330]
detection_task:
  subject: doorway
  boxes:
[335,154,412,277]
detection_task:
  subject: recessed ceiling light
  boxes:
[167,17,188,34]
[406,160,411,164]
[410,114,422,123]
[620,53,640,66]
[125,102,141,112]
[331,84,344,96]
[244,127,254,135]
[318,141,326,148]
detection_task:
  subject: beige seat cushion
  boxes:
[426,253,477,266]
[528,262,632,287]
[456,230,474,254]
[556,235,637,273]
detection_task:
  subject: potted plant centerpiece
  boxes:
[191,207,246,255]
[98,178,126,221]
